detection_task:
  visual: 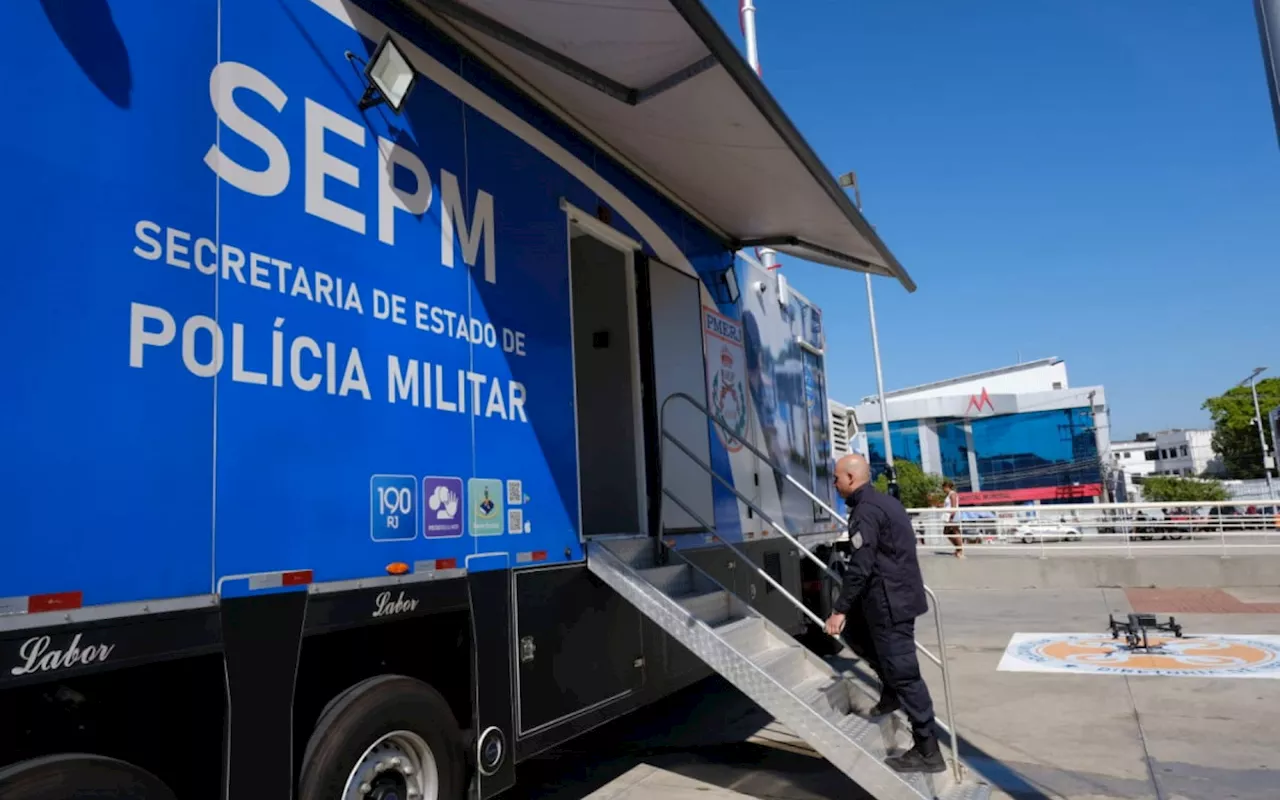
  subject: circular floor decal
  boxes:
[998,633,1280,678]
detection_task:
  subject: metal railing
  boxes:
[657,392,962,781]
[908,499,1280,559]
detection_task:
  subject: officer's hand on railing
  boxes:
[824,612,846,636]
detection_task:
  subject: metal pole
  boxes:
[739,0,778,272]
[1239,367,1275,499]
[1255,0,1280,149]
[850,178,897,496]
[834,171,897,495]
[1248,372,1276,498]
[865,272,898,496]
[740,0,760,72]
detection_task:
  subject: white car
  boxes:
[1014,522,1083,544]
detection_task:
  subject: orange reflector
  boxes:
[531,551,547,561]
[29,591,83,614]
[282,570,313,586]
[386,562,410,575]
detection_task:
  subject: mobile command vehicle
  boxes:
[0,2,989,799]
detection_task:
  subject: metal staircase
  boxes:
[584,393,991,800]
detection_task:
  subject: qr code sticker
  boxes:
[506,479,523,505]
[508,508,523,534]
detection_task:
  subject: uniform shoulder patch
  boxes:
[852,530,864,549]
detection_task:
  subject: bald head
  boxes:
[834,454,871,499]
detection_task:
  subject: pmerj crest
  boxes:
[712,345,748,447]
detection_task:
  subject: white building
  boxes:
[865,357,1071,403]
[1151,429,1222,477]
[837,358,1111,504]
[1108,437,1158,500]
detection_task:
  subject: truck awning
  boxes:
[403,0,915,291]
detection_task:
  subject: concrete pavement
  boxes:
[911,587,1280,799]
[504,678,868,800]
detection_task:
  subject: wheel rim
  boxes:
[343,730,439,800]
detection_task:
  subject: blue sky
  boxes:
[707,1,1280,440]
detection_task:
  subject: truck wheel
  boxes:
[0,754,176,800]
[816,547,846,620]
[300,675,466,800]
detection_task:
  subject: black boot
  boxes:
[885,732,946,774]
[868,694,901,716]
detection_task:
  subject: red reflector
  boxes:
[29,591,83,613]
[282,570,313,586]
[531,551,548,561]
[435,558,457,570]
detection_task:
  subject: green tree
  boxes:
[1202,377,1280,479]
[874,460,945,509]
[1140,475,1228,503]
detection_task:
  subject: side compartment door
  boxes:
[514,566,645,736]
[637,256,714,534]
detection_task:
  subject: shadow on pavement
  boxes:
[510,742,869,800]
[505,672,1071,800]
[505,676,870,800]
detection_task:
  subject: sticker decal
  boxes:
[702,307,750,453]
[469,478,504,536]
[423,476,464,539]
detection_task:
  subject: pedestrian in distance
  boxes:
[824,454,946,774]
[941,478,965,558]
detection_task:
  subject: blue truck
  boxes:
[0,3,986,800]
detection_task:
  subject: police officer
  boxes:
[824,454,945,774]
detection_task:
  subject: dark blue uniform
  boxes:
[832,484,936,740]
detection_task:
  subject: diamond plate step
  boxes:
[713,616,775,660]
[676,589,734,626]
[589,538,991,800]
[635,563,693,595]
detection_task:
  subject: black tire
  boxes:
[816,548,847,620]
[0,754,176,800]
[299,675,466,800]
[798,549,846,658]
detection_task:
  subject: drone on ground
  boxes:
[1107,613,1183,652]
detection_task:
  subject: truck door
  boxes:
[636,255,714,536]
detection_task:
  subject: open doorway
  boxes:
[568,215,647,537]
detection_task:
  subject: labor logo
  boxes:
[1013,633,1280,677]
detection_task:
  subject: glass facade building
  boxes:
[865,420,922,479]
[866,407,1102,500]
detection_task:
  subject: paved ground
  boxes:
[1125,586,1280,613]
[913,588,1280,800]
[505,677,863,800]
[508,588,1280,800]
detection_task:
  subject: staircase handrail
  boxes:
[658,391,962,782]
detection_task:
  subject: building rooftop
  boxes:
[860,357,1062,403]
